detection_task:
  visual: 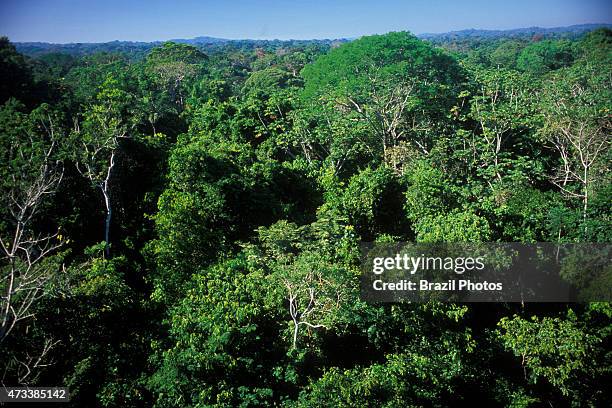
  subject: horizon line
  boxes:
[7,22,611,46]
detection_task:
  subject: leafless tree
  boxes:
[1,113,65,343]
[2,338,60,385]
[282,267,344,350]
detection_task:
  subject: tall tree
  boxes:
[540,61,611,238]
[145,42,208,111]
[0,101,65,344]
[72,76,135,256]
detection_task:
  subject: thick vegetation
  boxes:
[0,29,611,407]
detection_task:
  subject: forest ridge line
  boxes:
[11,22,612,48]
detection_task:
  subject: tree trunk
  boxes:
[292,322,299,350]
[583,183,588,239]
[102,150,116,258]
[103,190,112,258]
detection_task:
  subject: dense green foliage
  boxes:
[1,26,610,407]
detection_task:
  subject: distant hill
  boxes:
[170,36,231,45]
[13,23,611,57]
[418,23,612,42]
[14,40,160,58]
[14,37,343,58]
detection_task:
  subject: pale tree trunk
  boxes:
[101,150,116,258]
[74,116,125,257]
[582,164,589,237]
[286,286,328,350]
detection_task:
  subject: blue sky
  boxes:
[1,0,610,43]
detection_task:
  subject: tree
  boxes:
[0,101,65,344]
[0,37,34,106]
[269,241,349,350]
[300,32,465,167]
[490,39,524,69]
[497,311,598,400]
[145,42,208,110]
[295,350,467,407]
[540,61,611,239]
[289,98,376,174]
[253,217,359,350]
[149,256,280,407]
[64,53,130,106]
[72,76,135,257]
[335,166,408,240]
[404,159,457,221]
[516,40,574,75]
[465,66,538,185]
